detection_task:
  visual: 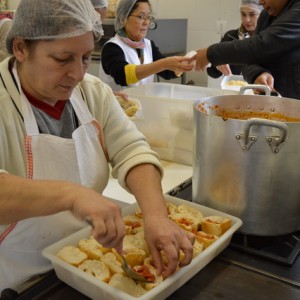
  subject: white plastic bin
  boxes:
[123,83,237,165]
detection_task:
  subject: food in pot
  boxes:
[196,103,300,122]
[56,203,232,296]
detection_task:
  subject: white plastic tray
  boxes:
[122,83,238,165]
[221,75,248,91]
[42,195,242,300]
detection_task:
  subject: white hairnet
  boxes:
[115,0,151,32]
[7,0,104,54]
[240,0,263,11]
[91,0,108,9]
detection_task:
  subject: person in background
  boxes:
[99,0,194,91]
[207,0,262,78]
[194,0,300,100]
[0,0,194,292]
[0,11,13,61]
[90,0,108,21]
[91,0,129,100]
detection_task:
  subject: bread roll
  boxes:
[195,231,218,249]
[123,249,147,267]
[108,273,147,297]
[201,216,232,236]
[169,212,200,232]
[57,245,87,267]
[166,202,178,216]
[193,239,204,258]
[116,96,140,117]
[123,231,149,254]
[123,214,144,234]
[100,252,124,274]
[78,237,104,260]
[78,259,111,283]
[177,204,204,222]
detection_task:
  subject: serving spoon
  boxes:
[85,217,153,283]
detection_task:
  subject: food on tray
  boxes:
[108,273,147,297]
[139,257,163,290]
[194,231,219,249]
[225,80,247,86]
[78,259,111,282]
[101,252,124,274]
[169,204,203,232]
[56,202,232,297]
[116,96,140,117]
[78,237,105,260]
[57,245,87,266]
[201,216,232,236]
[123,214,144,234]
[192,239,204,257]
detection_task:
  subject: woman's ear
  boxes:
[12,38,29,62]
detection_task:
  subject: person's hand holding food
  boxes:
[70,184,126,253]
[143,213,194,278]
[161,56,195,75]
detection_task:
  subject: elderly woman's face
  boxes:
[124,2,151,41]
[14,32,94,103]
[259,0,288,16]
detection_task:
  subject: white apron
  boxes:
[0,67,109,292]
[99,35,154,91]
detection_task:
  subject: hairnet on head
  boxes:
[90,0,108,9]
[240,0,263,12]
[115,0,151,32]
[6,0,104,54]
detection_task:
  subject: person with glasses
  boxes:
[207,0,262,79]
[0,0,194,292]
[99,0,194,91]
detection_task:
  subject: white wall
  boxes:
[7,0,241,87]
[150,0,241,86]
[7,0,20,9]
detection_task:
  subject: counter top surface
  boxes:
[102,160,193,204]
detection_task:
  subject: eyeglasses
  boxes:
[129,14,155,23]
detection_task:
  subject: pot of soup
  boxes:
[192,86,300,235]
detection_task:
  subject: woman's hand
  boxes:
[254,72,274,91]
[163,56,195,74]
[70,186,126,253]
[143,214,194,278]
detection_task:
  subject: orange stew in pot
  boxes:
[197,103,300,122]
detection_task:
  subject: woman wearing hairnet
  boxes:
[194,0,300,99]
[91,0,108,21]
[0,0,194,292]
[207,0,262,78]
[99,0,194,91]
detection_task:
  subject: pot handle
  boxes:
[237,118,288,153]
[239,84,271,96]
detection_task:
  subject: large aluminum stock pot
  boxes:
[192,86,300,235]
